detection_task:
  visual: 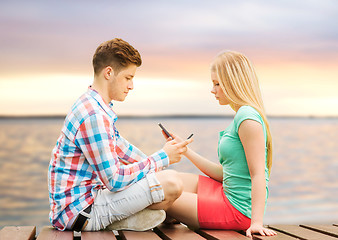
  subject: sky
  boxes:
[0,0,337,117]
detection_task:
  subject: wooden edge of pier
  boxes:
[1,223,337,240]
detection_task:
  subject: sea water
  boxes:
[0,117,337,232]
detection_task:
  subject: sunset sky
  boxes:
[0,0,337,117]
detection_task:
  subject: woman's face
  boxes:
[210,72,230,105]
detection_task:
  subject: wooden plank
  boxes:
[269,225,338,240]
[156,223,205,240]
[300,225,338,238]
[120,230,162,240]
[197,229,248,240]
[253,231,297,240]
[36,226,73,240]
[81,230,117,240]
[0,226,36,240]
[251,225,300,240]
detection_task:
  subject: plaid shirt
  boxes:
[48,87,169,231]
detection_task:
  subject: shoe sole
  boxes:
[106,209,166,231]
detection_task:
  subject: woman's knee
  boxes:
[156,170,183,201]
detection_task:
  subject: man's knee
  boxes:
[156,170,183,201]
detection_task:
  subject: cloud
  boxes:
[1,0,337,60]
[0,0,337,116]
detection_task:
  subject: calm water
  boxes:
[0,117,337,232]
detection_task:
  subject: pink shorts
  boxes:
[197,175,251,230]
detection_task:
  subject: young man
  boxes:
[48,38,192,232]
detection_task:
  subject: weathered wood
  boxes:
[156,223,205,239]
[119,230,162,240]
[0,226,36,240]
[269,225,338,240]
[252,231,297,240]
[36,226,73,240]
[300,225,338,238]
[2,223,338,240]
[197,229,248,240]
[81,230,117,240]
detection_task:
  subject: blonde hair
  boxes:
[211,51,272,175]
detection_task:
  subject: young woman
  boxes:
[165,51,277,238]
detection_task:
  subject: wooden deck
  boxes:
[1,223,338,240]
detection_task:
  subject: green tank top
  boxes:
[218,105,269,219]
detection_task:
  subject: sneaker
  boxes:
[105,209,166,231]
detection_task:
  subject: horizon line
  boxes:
[0,114,337,120]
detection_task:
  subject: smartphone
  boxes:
[158,123,173,139]
[187,133,194,139]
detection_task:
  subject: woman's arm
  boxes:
[164,132,223,182]
[184,148,223,182]
[238,119,277,238]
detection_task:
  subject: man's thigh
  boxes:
[85,173,165,230]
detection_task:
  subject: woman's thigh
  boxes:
[178,172,199,193]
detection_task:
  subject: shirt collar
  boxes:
[86,86,118,123]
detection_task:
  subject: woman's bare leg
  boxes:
[166,191,199,229]
[147,171,200,228]
[164,172,200,229]
[148,170,183,211]
[178,172,199,193]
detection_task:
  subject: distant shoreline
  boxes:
[0,114,337,120]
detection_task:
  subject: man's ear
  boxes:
[103,66,114,80]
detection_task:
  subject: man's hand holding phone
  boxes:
[163,138,192,164]
[159,123,193,164]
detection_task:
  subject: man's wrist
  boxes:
[152,149,170,170]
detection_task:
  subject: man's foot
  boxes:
[105,209,166,231]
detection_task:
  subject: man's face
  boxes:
[108,64,137,102]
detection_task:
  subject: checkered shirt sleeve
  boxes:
[75,114,169,191]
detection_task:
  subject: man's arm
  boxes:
[74,114,169,192]
[115,136,168,169]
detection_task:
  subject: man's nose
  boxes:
[128,80,134,90]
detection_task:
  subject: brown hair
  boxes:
[93,38,142,75]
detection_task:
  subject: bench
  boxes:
[1,223,338,239]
